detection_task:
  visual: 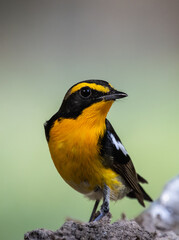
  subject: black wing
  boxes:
[100,119,152,206]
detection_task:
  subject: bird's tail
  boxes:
[139,184,153,202]
[127,184,153,205]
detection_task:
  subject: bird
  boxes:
[44,79,152,222]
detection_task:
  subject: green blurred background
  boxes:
[1,0,179,239]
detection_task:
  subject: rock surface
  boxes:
[24,212,179,240]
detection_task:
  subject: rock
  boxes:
[24,212,179,240]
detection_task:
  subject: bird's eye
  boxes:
[80,87,92,98]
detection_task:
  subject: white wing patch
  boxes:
[110,133,128,156]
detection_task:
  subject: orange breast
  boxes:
[48,101,120,194]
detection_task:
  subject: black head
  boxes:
[58,79,127,119]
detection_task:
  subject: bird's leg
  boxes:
[89,199,100,222]
[93,185,110,221]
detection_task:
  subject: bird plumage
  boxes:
[44,79,152,221]
[100,119,152,206]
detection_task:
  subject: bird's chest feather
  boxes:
[48,118,113,193]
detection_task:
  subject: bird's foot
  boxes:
[93,200,109,221]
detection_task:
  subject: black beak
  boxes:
[101,90,128,101]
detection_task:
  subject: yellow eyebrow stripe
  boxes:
[70,83,110,94]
